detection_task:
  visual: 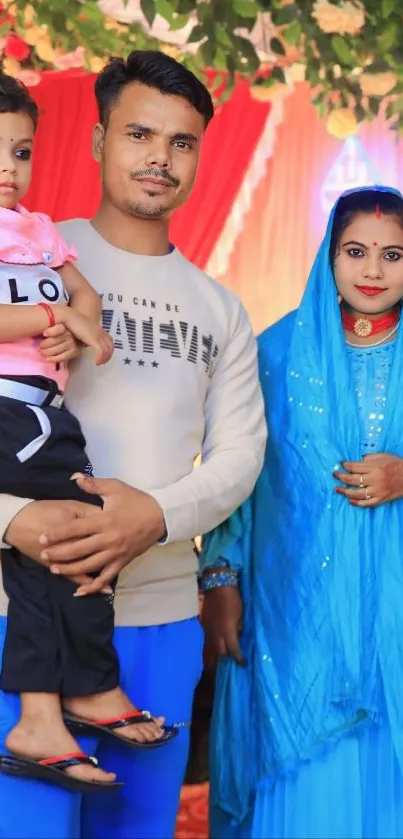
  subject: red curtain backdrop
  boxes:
[170,81,270,267]
[24,70,270,268]
[24,71,100,222]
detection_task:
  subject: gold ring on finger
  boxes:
[359,474,364,488]
[365,487,371,500]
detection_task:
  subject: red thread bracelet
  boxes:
[37,302,56,328]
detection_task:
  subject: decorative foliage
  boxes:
[0,0,402,135]
[268,0,403,137]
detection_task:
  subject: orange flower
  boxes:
[359,71,397,97]
[326,107,358,139]
[313,0,365,35]
[3,56,20,76]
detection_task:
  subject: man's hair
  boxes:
[95,50,214,129]
[0,72,38,130]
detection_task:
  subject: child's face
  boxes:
[0,111,34,209]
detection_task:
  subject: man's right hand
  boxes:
[4,499,104,588]
[201,585,245,667]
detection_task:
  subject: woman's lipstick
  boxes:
[354,285,386,296]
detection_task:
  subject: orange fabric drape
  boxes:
[217,83,403,334]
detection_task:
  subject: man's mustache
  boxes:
[131,168,180,188]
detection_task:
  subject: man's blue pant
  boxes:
[0,615,203,839]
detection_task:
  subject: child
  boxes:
[0,73,175,793]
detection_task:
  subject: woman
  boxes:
[201,186,403,839]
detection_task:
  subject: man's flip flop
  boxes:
[0,752,123,793]
[64,711,178,749]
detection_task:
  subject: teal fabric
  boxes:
[202,186,403,823]
[210,722,403,839]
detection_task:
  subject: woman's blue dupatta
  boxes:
[203,186,403,822]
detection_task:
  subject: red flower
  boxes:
[5,33,30,62]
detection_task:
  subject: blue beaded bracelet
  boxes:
[199,570,238,592]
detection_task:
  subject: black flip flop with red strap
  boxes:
[0,751,123,793]
[64,710,178,749]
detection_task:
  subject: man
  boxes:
[0,51,266,838]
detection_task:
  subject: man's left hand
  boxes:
[40,476,166,594]
[334,454,403,507]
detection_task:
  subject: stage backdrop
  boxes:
[24,74,403,336]
[24,69,271,270]
[212,83,403,334]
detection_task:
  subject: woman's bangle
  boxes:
[199,570,239,593]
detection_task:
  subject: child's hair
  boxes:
[330,189,403,263]
[0,72,38,130]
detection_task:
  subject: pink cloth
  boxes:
[0,204,77,267]
[0,339,68,391]
[0,205,75,390]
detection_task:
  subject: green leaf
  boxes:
[258,76,277,88]
[176,0,197,13]
[197,2,213,23]
[200,39,214,67]
[270,37,286,56]
[314,32,332,55]
[155,0,176,23]
[378,21,399,52]
[169,13,190,30]
[233,34,260,71]
[271,66,286,83]
[331,35,355,67]
[311,91,324,106]
[240,15,258,32]
[77,2,104,23]
[140,0,156,27]
[385,99,401,120]
[209,70,227,92]
[214,25,234,50]
[188,24,205,43]
[368,97,381,116]
[232,0,259,17]
[381,0,396,18]
[354,102,366,122]
[364,59,390,73]
[214,45,228,70]
[0,20,11,36]
[284,20,301,46]
[272,4,298,25]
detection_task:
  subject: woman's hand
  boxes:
[334,454,403,507]
[201,585,245,666]
[39,323,80,363]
